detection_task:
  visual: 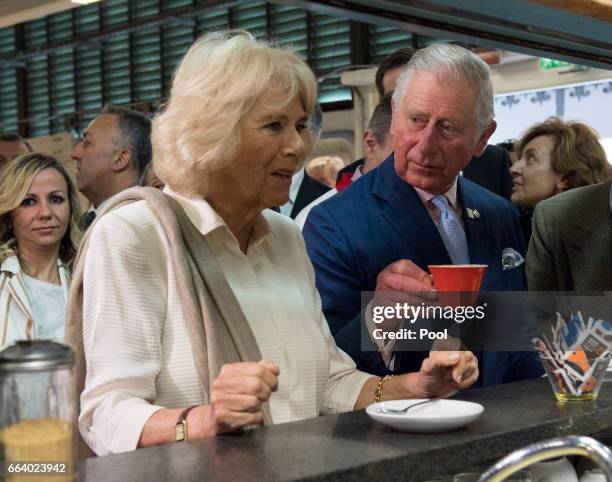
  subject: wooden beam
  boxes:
[530,0,612,23]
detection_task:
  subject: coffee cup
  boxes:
[428,264,487,307]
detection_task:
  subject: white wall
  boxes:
[491,78,612,167]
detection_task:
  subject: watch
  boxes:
[175,405,197,442]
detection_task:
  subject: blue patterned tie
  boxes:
[430,195,470,264]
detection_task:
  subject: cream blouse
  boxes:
[79,189,372,455]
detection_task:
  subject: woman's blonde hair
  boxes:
[0,153,82,264]
[152,30,318,197]
[306,155,345,188]
[306,155,345,173]
[310,138,353,166]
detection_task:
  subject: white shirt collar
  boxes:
[1,255,66,276]
[0,255,21,275]
[162,186,272,246]
[413,177,459,210]
[351,165,363,183]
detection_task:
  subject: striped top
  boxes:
[0,255,69,349]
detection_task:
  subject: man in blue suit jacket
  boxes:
[303,43,542,387]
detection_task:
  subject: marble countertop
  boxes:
[77,378,612,481]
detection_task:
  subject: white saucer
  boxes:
[366,399,484,433]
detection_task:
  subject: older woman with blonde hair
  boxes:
[0,153,82,348]
[67,30,478,456]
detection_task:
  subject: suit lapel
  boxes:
[458,178,499,271]
[373,156,451,266]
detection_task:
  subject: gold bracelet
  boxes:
[374,375,394,403]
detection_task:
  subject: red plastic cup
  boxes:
[428,264,488,307]
[428,264,488,292]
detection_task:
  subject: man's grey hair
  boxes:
[392,43,494,135]
[101,105,152,177]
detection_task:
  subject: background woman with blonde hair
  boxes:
[0,153,82,348]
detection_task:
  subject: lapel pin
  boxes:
[466,208,480,219]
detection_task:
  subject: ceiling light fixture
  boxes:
[71,0,102,5]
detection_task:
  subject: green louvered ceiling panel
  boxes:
[0,0,427,135]
[0,27,18,132]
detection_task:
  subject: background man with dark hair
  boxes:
[71,106,152,226]
[335,93,393,192]
[0,133,32,171]
[297,94,394,229]
[334,48,414,187]
[333,48,415,186]
[374,48,417,97]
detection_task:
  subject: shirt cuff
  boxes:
[323,370,374,415]
[364,301,402,368]
[83,400,163,455]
